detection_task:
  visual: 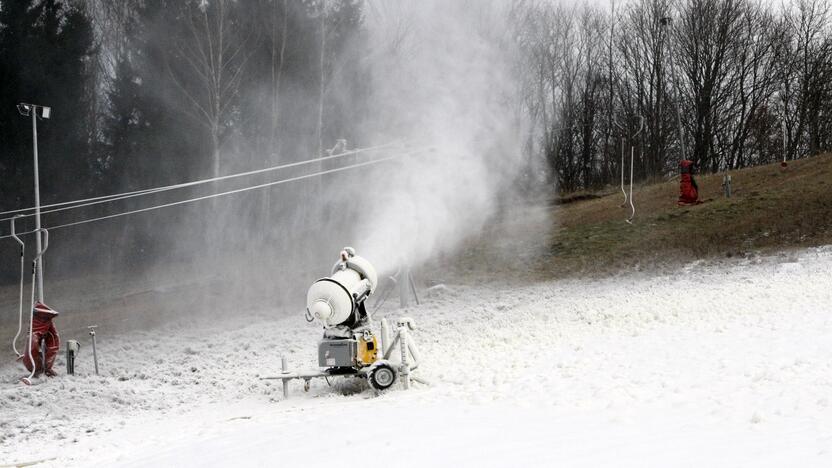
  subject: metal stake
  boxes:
[88,326,99,375]
[722,174,732,198]
[281,356,290,398]
[66,340,80,375]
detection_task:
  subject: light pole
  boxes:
[17,103,51,302]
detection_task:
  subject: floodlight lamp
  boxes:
[17,103,31,116]
[40,107,51,119]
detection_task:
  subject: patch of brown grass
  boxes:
[427,153,832,283]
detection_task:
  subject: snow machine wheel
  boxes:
[368,362,397,391]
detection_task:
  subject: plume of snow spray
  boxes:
[356,0,529,273]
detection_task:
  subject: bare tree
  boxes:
[782,0,832,158]
[508,0,831,193]
[721,3,785,168]
[271,0,289,149]
[675,0,742,171]
[618,0,676,179]
[167,0,252,180]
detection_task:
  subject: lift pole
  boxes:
[31,110,44,302]
[18,103,50,302]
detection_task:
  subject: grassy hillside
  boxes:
[430,153,832,283]
[3,155,829,336]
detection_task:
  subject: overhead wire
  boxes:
[0,146,429,240]
[0,141,400,222]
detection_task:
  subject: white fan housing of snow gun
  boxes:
[306,248,378,328]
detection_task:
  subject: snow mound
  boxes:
[2,247,832,467]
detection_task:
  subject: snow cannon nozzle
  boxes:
[339,246,356,262]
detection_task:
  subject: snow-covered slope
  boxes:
[2,247,831,467]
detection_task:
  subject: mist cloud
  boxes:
[355,0,528,273]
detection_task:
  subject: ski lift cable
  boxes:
[0,141,401,220]
[0,141,402,221]
[0,147,430,240]
[20,144,397,222]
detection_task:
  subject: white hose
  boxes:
[23,256,38,383]
[22,229,47,385]
[11,216,25,357]
[11,240,24,357]
[407,339,422,372]
[625,118,644,225]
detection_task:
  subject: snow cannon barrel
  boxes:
[306,248,378,328]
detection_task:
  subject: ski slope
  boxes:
[2,247,832,467]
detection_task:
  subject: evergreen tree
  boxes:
[0,0,95,210]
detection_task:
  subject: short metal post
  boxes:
[783,119,787,163]
[66,340,80,375]
[281,356,290,398]
[88,326,99,375]
[722,174,732,198]
[399,327,410,390]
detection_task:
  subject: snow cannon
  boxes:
[305,248,397,390]
[306,247,378,329]
[262,248,423,396]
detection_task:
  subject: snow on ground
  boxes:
[2,247,832,467]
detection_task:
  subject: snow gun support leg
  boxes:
[262,317,426,398]
[259,359,327,398]
[382,317,427,387]
[281,356,290,398]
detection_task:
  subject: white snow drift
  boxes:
[2,247,832,467]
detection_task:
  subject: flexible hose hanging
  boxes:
[23,257,37,383]
[625,118,644,225]
[21,229,47,384]
[10,216,25,357]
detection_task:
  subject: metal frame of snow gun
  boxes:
[261,317,426,398]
